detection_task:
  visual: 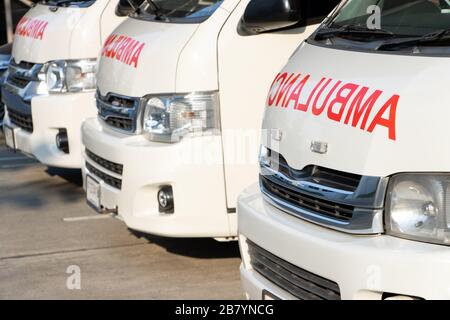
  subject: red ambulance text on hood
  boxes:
[267,72,400,141]
[15,17,48,40]
[101,34,146,68]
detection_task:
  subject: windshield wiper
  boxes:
[377,28,450,51]
[125,0,141,13]
[144,0,164,19]
[315,24,395,41]
[45,0,88,6]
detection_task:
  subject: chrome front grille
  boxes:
[2,59,44,130]
[6,60,43,90]
[13,61,35,69]
[247,240,341,300]
[8,75,30,88]
[260,150,387,234]
[86,149,123,175]
[7,108,33,132]
[105,116,133,131]
[261,175,353,222]
[96,92,141,134]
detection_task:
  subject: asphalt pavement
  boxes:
[0,133,243,299]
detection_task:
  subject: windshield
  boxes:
[312,0,450,54]
[40,0,96,7]
[136,0,223,23]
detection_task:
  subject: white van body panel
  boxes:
[12,3,81,63]
[218,0,321,209]
[13,0,117,63]
[219,0,241,12]
[96,19,199,97]
[262,43,437,177]
[175,7,232,93]
[67,0,116,59]
[99,0,125,44]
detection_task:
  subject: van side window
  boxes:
[304,0,340,25]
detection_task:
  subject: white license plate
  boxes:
[262,290,280,300]
[3,124,16,150]
[86,175,101,212]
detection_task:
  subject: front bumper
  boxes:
[3,90,96,168]
[81,117,236,238]
[239,183,450,300]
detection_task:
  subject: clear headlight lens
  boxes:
[386,173,450,245]
[65,60,96,92]
[142,92,220,143]
[46,61,65,92]
[45,59,96,93]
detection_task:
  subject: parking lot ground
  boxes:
[0,134,243,299]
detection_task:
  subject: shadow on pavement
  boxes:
[45,167,83,187]
[0,174,84,210]
[129,229,241,260]
[0,165,84,210]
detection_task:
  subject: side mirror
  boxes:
[239,0,304,35]
[0,43,12,55]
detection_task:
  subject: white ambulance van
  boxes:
[81,0,339,239]
[239,0,450,300]
[1,0,137,168]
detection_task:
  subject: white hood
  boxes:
[96,18,199,97]
[263,42,450,177]
[12,1,107,63]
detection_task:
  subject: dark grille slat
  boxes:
[274,185,354,216]
[7,60,41,87]
[105,117,133,131]
[86,149,123,175]
[86,162,122,190]
[270,152,361,192]
[250,253,336,300]
[249,243,340,292]
[7,109,33,132]
[261,176,354,221]
[253,261,323,300]
[247,240,341,300]
[11,60,35,70]
[8,75,30,88]
[313,169,361,190]
[108,96,135,108]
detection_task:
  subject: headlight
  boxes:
[386,173,450,245]
[45,59,96,93]
[65,60,96,92]
[46,61,65,92]
[142,92,220,143]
